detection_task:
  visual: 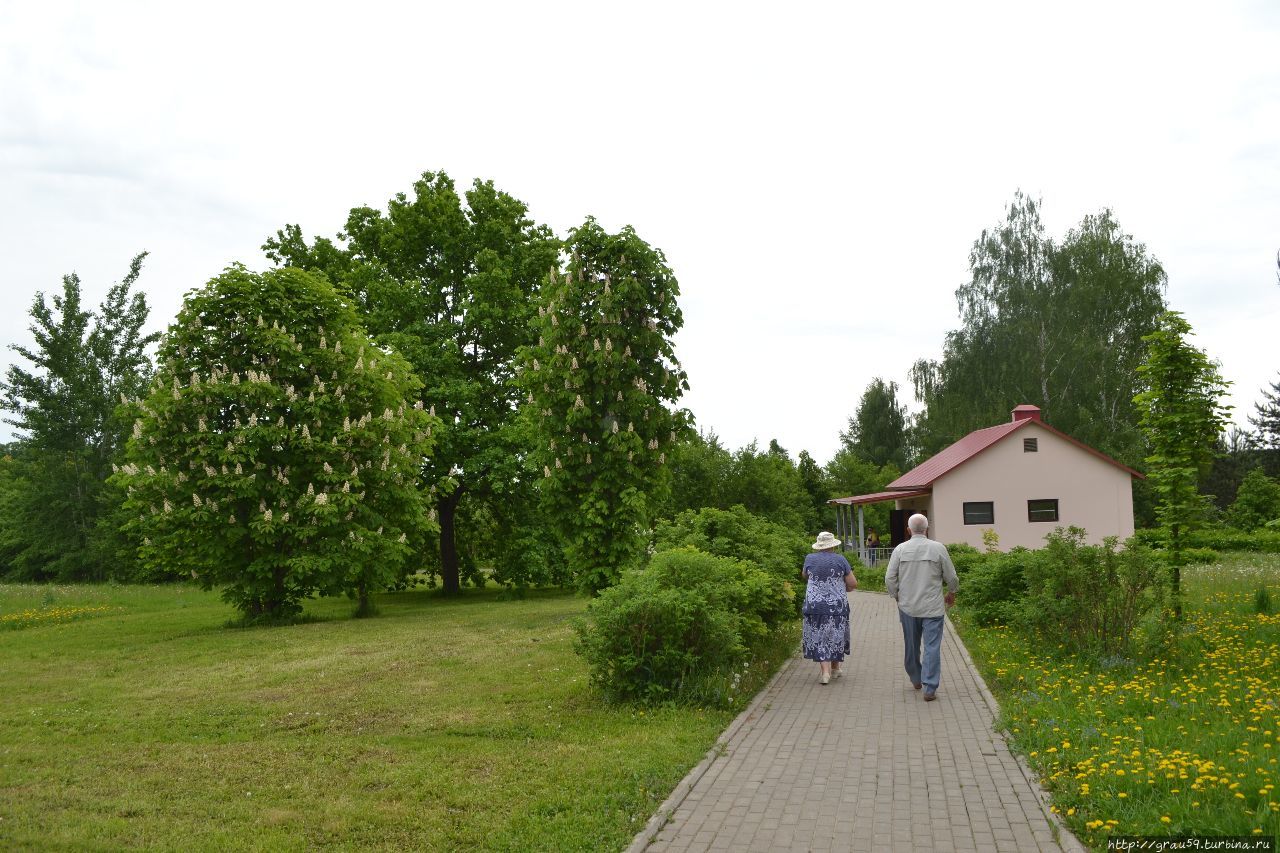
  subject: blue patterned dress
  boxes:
[801,551,853,662]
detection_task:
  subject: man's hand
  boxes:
[944,592,956,609]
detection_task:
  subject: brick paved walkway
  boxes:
[628,590,1083,853]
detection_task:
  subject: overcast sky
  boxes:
[3,1,1278,463]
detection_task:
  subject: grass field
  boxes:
[0,582,785,851]
[954,552,1280,848]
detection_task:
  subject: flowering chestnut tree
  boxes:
[522,219,690,592]
[113,265,438,619]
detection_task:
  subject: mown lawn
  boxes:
[954,552,1280,849]
[0,582,762,851]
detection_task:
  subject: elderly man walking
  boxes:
[885,513,959,701]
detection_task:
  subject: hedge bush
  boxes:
[1014,528,1167,655]
[1226,469,1280,531]
[960,548,1033,627]
[944,542,985,574]
[573,547,793,702]
[1138,526,1280,554]
[654,505,810,607]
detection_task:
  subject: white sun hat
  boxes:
[811,531,841,550]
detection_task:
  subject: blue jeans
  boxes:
[898,609,944,691]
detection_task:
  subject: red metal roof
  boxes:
[886,417,1143,489]
[888,421,1025,488]
[828,489,931,506]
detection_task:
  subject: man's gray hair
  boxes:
[907,513,929,534]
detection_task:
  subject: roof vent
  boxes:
[1012,405,1042,423]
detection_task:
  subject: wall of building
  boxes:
[927,422,1135,549]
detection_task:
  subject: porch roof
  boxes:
[828,489,930,507]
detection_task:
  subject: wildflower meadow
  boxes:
[957,552,1280,846]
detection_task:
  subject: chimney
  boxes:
[1012,404,1042,423]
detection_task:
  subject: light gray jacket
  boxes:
[885,534,959,618]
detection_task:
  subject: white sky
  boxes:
[2,1,1278,463]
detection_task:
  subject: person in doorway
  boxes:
[801,531,857,684]
[884,513,958,701]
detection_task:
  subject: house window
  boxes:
[1023,437,1038,452]
[1028,499,1059,522]
[963,501,994,525]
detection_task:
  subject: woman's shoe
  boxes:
[820,672,830,685]
[832,666,843,679]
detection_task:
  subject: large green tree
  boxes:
[662,430,732,518]
[842,378,910,469]
[660,433,823,534]
[0,254,157,580]
[263,172,560,594]
[722,441,817,533]
[824,450,900,541]
[796,449,830,530]
[522,219,689,592]
[1134,311,1230,613]
[114,266,436,619]
[911,194,1167,461]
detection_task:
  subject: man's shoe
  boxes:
[912,682,922,690]
[922,690,937,702]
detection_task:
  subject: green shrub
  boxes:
[1227,469,1280,531]
[1178,547,1219,565]
[1014,527,1167,655]
[654,505,809,606]
[573,547,793,702]
[1139,526,1280,553]
[856,563,886,592]
[945,542,987,575]
[961,548,1033,626]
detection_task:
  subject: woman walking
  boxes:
[801,531,857,684]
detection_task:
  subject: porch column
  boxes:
[857,505,866,566]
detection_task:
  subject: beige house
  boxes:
[831,405,1141,554]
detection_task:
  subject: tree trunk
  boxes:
[270,565,288,617]
[438,487,464,596]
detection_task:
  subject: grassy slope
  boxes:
[0,583,742,852]
[953,553,1280,848]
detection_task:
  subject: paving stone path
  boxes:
[628,590,1084,853]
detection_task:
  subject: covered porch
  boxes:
[828,489,931,566]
